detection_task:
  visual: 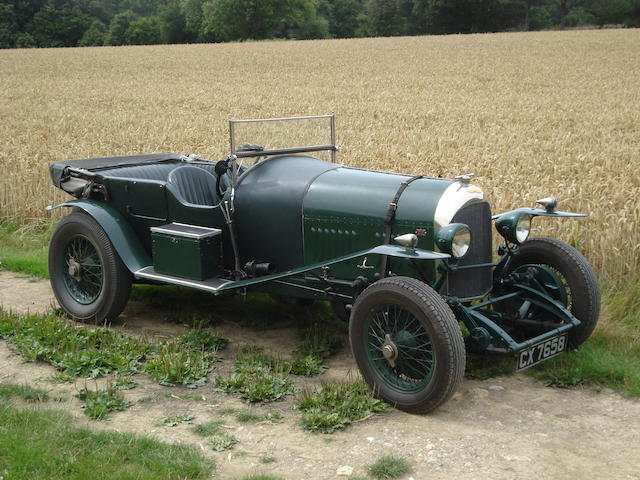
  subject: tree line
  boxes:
[1,0,638,49]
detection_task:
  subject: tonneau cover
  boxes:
[49,153,184,187]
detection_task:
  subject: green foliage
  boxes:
[79,20,106,46]
[286,322,342,376]
[144,329,226,387]
[125,15,163,45]
[0,382,49,402]
[208,432,237,451]
[105,10,137,45]
[215,345,297,403]
[297,382,388,433]
[564,7,597,26]
[368,455,412,479]
[192,420,224,437]
[144,342,216,387]
[76,385,131,420]
[0,220,50,279]
[0,403,214,479]
[162,413,195,426]
[0,311,150,377]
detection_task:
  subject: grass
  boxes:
[76,385,131,420]
[286,323,343,376]
[215,345,297,403]
[0,311,150,378]
[208,432,237,452]
[0,382,49,403]
[192,420,224,437]
[368,455,412,479]
[162,413,195,426]
[297,382,389,433]
[0,402,213,479]
[0,220,50,279]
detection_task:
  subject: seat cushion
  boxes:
[167,166,219,206]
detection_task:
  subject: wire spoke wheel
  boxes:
[350,276,465,414]
[366,303,434,392]
[49,212,131,323]
[62,234,104,304]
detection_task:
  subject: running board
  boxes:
[134,266,232,294]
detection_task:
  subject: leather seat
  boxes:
[167,166,219,206]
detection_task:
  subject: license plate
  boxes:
[516,333,568,371]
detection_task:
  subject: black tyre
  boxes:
[503,237,600,348]
[349,276,465,414]
[48,212,131,323]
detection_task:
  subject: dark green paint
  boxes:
[303,167,452,281]
[55,200,151,272]
[152,232,222,281]
[365,302,434,392]
[61,234,103,304]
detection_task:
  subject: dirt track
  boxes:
[1,270,639,480]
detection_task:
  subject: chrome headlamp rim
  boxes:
[495,211,532,244]
[435,223,472,259]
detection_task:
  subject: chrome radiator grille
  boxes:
[445,201,493,300]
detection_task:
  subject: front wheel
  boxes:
[349,276,465,414]
[503,237,600,348]
[48,212,131,323]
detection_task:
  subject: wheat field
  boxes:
[1,29,638,283]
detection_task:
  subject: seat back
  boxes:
[167,166,219,206]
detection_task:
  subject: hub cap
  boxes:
[61,234,103,304]
[365,303,434,392]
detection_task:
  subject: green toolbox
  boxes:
[151,223,222,281]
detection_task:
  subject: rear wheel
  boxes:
[503,237,600,348]
[48,212,131,323]
[349,276,465,414]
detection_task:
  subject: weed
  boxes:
[162,413,195,426]
[297,382,388,433]
[192,420,224,437]
[0,311,150,378]
[215,345,297,403]
[208,432,237,451]
[137,396,154,404]
[368,455,411,479]
[260,456,276,464]
[264,411,284,423]
[179,329,228,351]
[0,382,49,402]
[113,377,136,390]
[235,411,262,423]
[144,341,217,388]
[38,372,74,383]
[287,354,327,376]
[76,385,130,420]
[219,407,238,415]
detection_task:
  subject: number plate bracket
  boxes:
[516,333,568,371]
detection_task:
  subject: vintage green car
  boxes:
[47,114,600,413]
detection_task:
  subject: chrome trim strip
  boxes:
[134,266,231,293]
[150,223,222,239]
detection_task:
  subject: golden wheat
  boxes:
[1,30,639,282]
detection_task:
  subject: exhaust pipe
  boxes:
[244,261,276,277]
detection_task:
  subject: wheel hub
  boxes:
[68,258,82,282]
[382,334,398,367]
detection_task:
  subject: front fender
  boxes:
[46,200,151,272]
[492,207,587,220]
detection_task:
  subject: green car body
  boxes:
[46,115,600,413]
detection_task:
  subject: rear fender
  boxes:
[46,199,151,272]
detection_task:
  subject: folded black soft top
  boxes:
[49,153,184,188]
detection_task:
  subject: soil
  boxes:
[1,270,639,480]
